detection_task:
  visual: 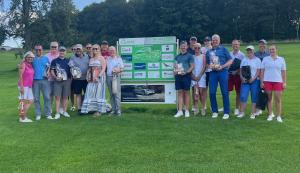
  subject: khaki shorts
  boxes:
[53,80,71,98]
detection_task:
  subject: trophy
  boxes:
[175,63,184,74]
[43,63,50,78]
[56,64,67,81]
[69,61,82,79]
[210,52,220,70]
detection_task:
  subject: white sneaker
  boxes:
[250,113,256,119]
[19,117,33,123]
[194,109,199,115]
[191,106,195,112]
[237,112,245,118]
[256,109,263,116]
[46,115,54,120]
[218,108,224,112]
[201,108,206,116]
[59,107,64,114]
[70,106,76,111]
[267,114,275,121]
[62,112,70,118]
[174,111,183,118]
[212,113,218,118]
[276,116,283,123]
[185,110,190,118]
[36,115,41,121]
[234,109,239,116]
[54,113,60,119]
[223,114,230,120]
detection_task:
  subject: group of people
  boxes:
[18,41,124,123]
[174,34,287,123]
[17,34,287,123]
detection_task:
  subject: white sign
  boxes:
[121,46,133,54]
[148,63,160,70]
[162,71,174,78]
[124,63,133,70]
[121,72,133,79]
[161,62,174,70]
[148,71,160,79]
[161,54,174,61]
[134,71,146,79]
[161,45,174,52]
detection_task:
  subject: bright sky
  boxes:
[2,0,103,47]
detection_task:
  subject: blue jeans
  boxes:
[209,70,230,114]
[240,80,259,103]
[32,79,51,117]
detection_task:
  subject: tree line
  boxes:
[1,0,300,49]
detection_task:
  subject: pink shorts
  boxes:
[263,81,283,91]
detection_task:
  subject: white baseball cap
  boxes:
[246,45,255,51]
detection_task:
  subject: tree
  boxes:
[0,25,6,45]
[6,0,51,49]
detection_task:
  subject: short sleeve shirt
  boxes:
[107,56,124,76]
[175,52,194,73]
[206,45,232,68]
[50,57,71,78]
[69,54,89,80]
[240,57,261,79]
[32,55,50,80]
[254,51,270,61]
[261,56,286,82]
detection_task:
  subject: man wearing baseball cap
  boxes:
[187,36,197,55]
[69,44,89,114]
[254,39,270,116]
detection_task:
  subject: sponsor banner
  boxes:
[161,62,174,70]
[124,63,133,70]
[161,45,174,52]
[134,63,146,70]
[121,46,133,54]
[148,63,160,70]
[162,71,174,78]
[134,71,146,78]
[161,54,174,61]
[148,71,160,79]
[121,71,133,79]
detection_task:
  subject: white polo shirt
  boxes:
[240,56,261,79]
[261,56,286,82]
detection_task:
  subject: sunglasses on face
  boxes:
[86,47,92,49]
[51,46,57,49]
[76,48,82,51]
[92,48,98,50]
[35,49,42,51]
[194,47,201,49]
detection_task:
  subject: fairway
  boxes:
[0,43,300,173]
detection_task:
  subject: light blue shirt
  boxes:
[32,55,50,80]
[106,56,124,76]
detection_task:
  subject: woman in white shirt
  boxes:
[261,45,286,122]
[238,46,261,119]
[191,43,206,115]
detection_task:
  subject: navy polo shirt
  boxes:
[50,57,71,78]
[206,45,232,68]
[175,52,194,72]
[254,51,270,61]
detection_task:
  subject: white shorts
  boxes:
[18,87,34,100]
[191,74,206,88]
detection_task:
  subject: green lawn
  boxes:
[0,44,300,173]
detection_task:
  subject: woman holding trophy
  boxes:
[106,46,124,116]
[238,46,261,119]
[50,46,72,119]
[174,41,195,118]
[81,44,107,116]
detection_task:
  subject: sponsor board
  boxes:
[148,71,160,79]
[148,63,160,70]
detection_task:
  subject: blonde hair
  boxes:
[92,44,101,58]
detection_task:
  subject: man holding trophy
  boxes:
[50,46,72,119]
[206,34,233,119]
[174,41,195,118]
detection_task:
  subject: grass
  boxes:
[0,44,300,173]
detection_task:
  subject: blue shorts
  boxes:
[175,74,192,91]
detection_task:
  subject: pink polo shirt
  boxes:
[18,62,34,87]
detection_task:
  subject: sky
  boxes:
[2,0,103,47]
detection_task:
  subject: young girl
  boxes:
[191,43,206,115]
[18,51,35,122]
[261,45,287,123]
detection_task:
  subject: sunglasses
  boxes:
[27,56,34,58]
[76,48,82,51]
[194,47,201,49]
[92,48,98,50]
[35,49,42,51]
[86,47,92,49]
[51,46,57,48]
